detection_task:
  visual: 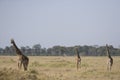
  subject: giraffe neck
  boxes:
[76,49,80,58]
[107,52,112,59]
[106,47,112,59]
[12,42,22,55]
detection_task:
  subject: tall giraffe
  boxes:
[74,47,81,70]
[106,44,113,71]
[11,39,29,71]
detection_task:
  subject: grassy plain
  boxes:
[0,56,120,80]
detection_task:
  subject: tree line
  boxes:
[0,44,120,56]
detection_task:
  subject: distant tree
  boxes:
[21,46,26,54]
[32,44,41,56]
[47,48,52,56]
[96,46,106,56]
[21,46,32,55]
[60,46,67,56]
[0,48,4,55]
[67,47,74,56]
[40,48,47,55]
[9,46,15,55]
[0,44,120,56]
[4,46,10,55]
[88,46,97,56]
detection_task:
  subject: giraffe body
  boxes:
[107,57,113,70]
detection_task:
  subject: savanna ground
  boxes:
[0,56,120,80]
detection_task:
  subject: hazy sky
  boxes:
[0,0,120,48]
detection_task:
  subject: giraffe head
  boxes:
[11,38,15,44]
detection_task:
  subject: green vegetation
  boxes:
[0,44,120,56]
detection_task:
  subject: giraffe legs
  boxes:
[17,57,29,71]
[107,59,113,71]
[107,62,111,71]
[23,59,29,71]
[107,62,110,71]
[23,63,27,71]
[18,60,22,70]
[77,60,79,70]
[77,58,81,70]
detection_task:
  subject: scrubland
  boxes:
[0,56,120,80]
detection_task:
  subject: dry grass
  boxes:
[0,56,120,80]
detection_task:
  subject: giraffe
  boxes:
[74,47,81,70]
[11,39,29,71]
[106,44,113,71]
